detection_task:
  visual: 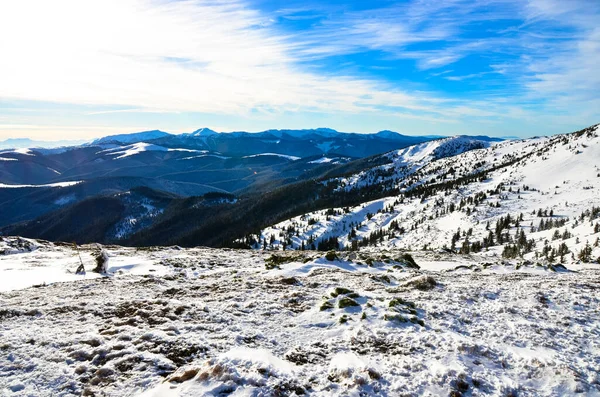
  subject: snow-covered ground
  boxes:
[0,181,82,189]
[1,240,600,396]
[257,125,600,265]
[243,153,301,161]
[99,143,203,159]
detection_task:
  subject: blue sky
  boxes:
[0,0,598,140]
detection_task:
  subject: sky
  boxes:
[0,0,598,140]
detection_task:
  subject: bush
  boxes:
[397,253,419,269]
[338,297,359,308]
[331,287,353,297]
[389,297,415,309]
[324,251,338,261]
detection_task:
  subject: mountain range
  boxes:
[0,128,438,229]
[256,124,600,263]
[2,124,600,397]
[0,137,88,150]
[1,122,598,268]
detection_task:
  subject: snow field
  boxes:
[257,127,600,265]
[1,243,599,396]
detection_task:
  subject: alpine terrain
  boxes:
[1,124,599,396]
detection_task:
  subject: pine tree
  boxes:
[578,242,593,263]
[557,243,570,263]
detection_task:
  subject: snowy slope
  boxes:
[257,125,600,266]
[0,181,82,188]
[243,153,301,161]
[92,130,172,145]
[99,143,201,159]
[333,136,494,191]
[1,242,599,396]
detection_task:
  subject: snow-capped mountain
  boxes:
[2,125,600,397]
[82,127,433,158]
[256,124,600,266]
[5,124,599,254]
[91,130,172,145]
[1,127,434,187]
[149,127,433,158]
[0,127,441,230]
[188,127,218,136]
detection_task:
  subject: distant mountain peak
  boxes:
[375,130,402,139]
[92,130,171,145]
[190,128,218,136]
[0,137,88,150]
[264,128,340,139]
[314,127,338,134]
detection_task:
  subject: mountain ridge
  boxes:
[5,124,598,252]
[253,123,600,264]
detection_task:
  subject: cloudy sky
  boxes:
[0,0,598,140]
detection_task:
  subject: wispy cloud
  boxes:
[0,0,597,139]
[0,0,523,125]
[0,0,460,118]
[521,1,600,102]
[276,0,598,114]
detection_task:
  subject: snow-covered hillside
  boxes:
[92,130,172,145]
[257,125,600,266]
[98,143,203,159]
[1,240,599,396]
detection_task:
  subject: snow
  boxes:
[100,143,203,159]
[0,240,170,292]
[0,181,82,188]
[188,128,218,137]
[167,148,203,153]
[12,148,34,156]
[54,194,76,205]
[112,198,165,240]
[110,142,165,158]
[309,157,335,164]
[2,125,600,396]
[92,130,171,145]
[257,129,600,267]
[0,148,35,157]
[243,153,301,161]
[316,141,336,153]
[1,243,599,396]
[179,154,228,160]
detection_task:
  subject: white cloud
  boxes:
[0,0,597,139]
[0,0,463,119]
[522,2,599,89]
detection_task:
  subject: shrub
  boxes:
[324,251,338,261]
[397,253,419,269]
[338,297,359,308]
[331,287,354,297]
[389,297,415,309]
